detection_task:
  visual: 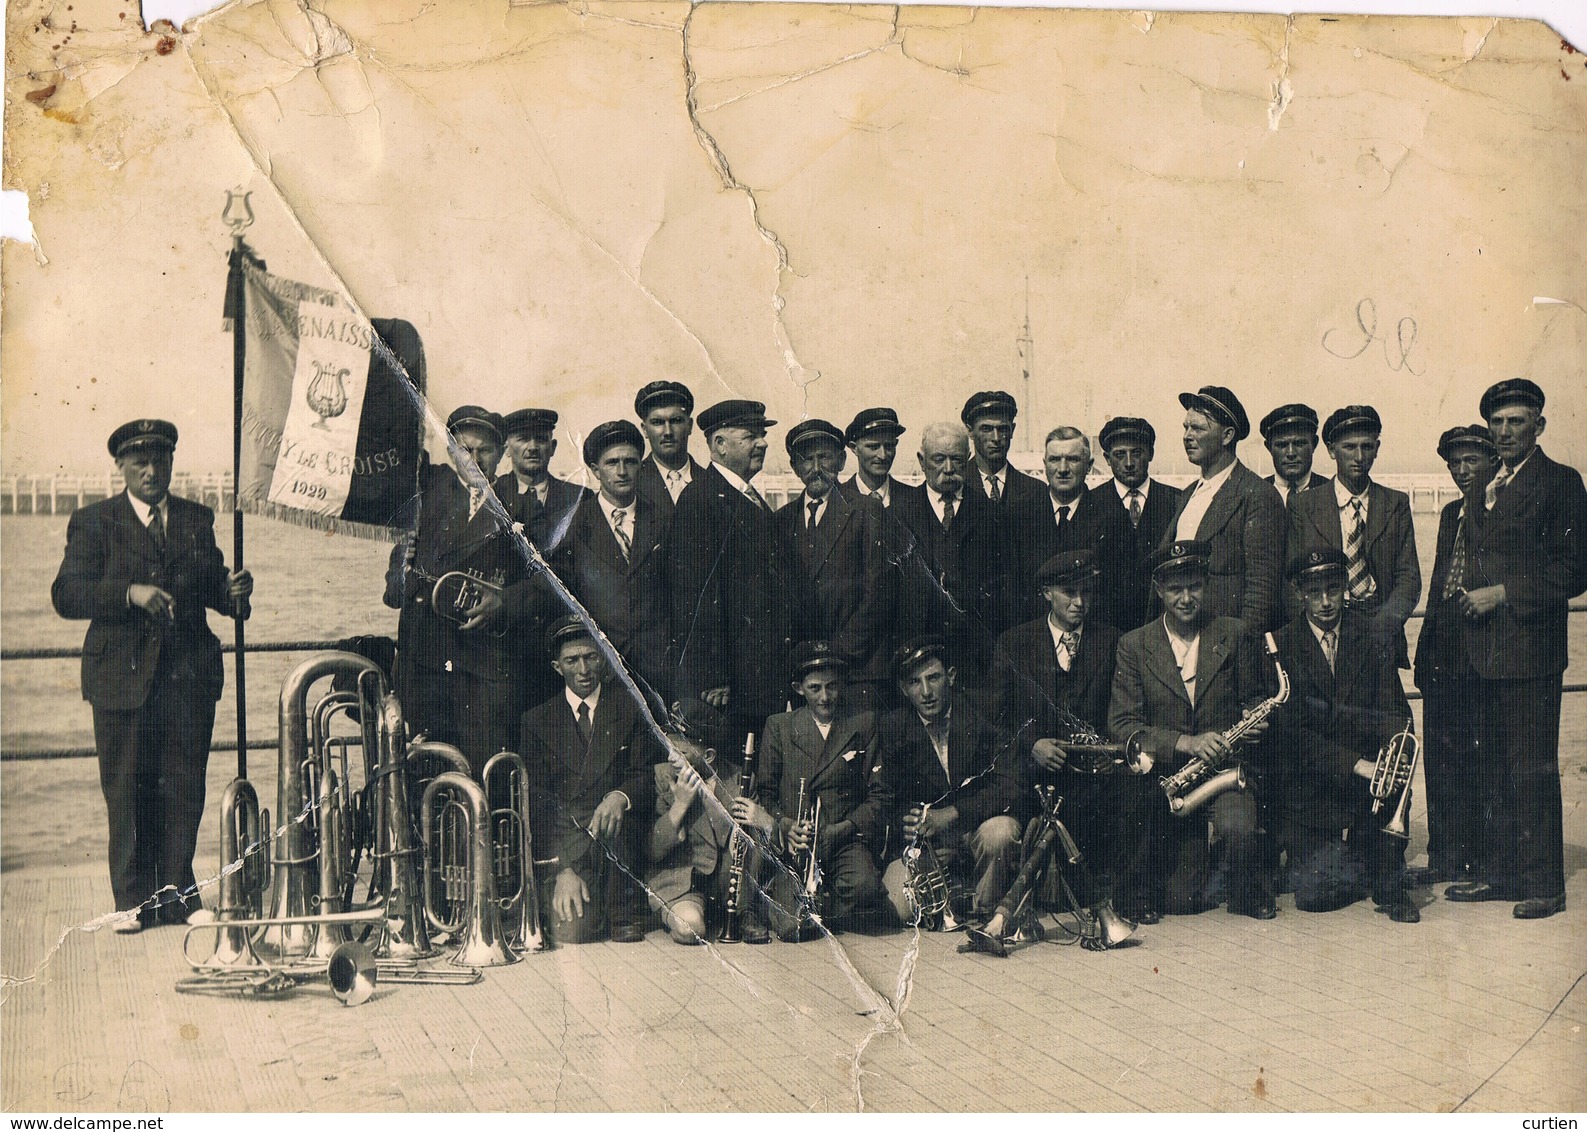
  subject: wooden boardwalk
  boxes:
[3,844,1584,1112]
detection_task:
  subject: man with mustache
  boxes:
[53,419,254,932]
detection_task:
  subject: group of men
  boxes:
[55,373,1586,945]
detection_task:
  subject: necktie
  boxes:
[745,484,770,513]
[1485,464,1514,511]
[1127,490,1143,529]
[940,493,957,532]
[807,498,822,529]
[1056,632,1078,672]
[665,469,684,500]
[1444,510,1468,600]
[468,487,484,520]
[612,508,631,560]
[987,474,1002,503]
[534,482,549,507]
[147,506,167,555]
[576,701,593,747]
[1344,498,1376,601]
[1321,629,1338,673]
[1055,503,1070,534]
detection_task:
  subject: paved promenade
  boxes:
[4,743,1584,1112]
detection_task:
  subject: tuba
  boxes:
[420,772,518,967]
[1370,726,1420,840]
[1162,631,1288,817]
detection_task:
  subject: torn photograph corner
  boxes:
[2,0,1585,1116]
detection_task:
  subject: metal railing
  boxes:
[5,605,1584,762]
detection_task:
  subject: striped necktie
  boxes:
[1343,497,1376,601]
[612,507,631,560]
[987,474,1001,503]
[744,484,770,512]
[1321,629,1338,674]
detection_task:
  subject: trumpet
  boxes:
[429,570,507,636]
[1370,726,1420,839]
[718,734,758,944]
[901,803,964,932]
[1056,729,1153,777]
[1162,631,1288,817]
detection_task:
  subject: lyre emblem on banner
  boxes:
[307,360,350,428]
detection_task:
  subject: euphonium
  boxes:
[718,734,758,944]
[420,772,517,967]
[263,651,384,958]
[211,777,269,969]
[1370,726,1420,840]
[1162,631,1288,817]
[370,693,435,960]
[482,751,547,953]
[901,802,962,932]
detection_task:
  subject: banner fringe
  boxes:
[240,499,403,543]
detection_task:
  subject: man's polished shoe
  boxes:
[1233,901,1278,921]
[610,922,648,943]
[110,915,144,935]
[1404,864,1451,888]
[735,919,771,945]
[1386,901,1421,924]
[1513,894,1566,920]
[1446,880,1511,902]
[1123,907,1162,926]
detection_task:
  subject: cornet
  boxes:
[430,570,507,636]
[1370,727,1420,840]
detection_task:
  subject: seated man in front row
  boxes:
[521,616,658,944]
[1274,548,1419,923]
[758,642,896,937]
[1109,541,1277,920]
[880,637,1022,927]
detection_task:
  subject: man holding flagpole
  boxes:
[52,420,254,932]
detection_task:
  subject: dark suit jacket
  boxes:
[1160,460,1287,634]
[1463,446,1587,680]
[667,464,815,719]
[777,490,893,682]
[1014,489,1132,628]
[390,462,540,681]
[52,493,236,711]
[1091,478,1181,631]
[992,617,1121,781]
[758,706,890,847]
[1287,479,1421,665]
[877,693,1020,838]
[636,455,703,523]
[964,463,1046,513]
[890,483,1011,677]
[1413,497,1475,689]
[492,472,589,555]
[1108,616,1273,774]
[1274,610,1411,830]
[1266,471,1330,511]
[521,684,659,882]
[549,492,673,703]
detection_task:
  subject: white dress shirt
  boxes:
[1309,618,1339,673]
[1048,617,1083,672]
[566,684,630,809]
[926,484,960,525]
[713,462,763,506]
[1163,621,1201,705]
[814,717,832,742]
[124,490,169,532]
[1175,459,1239,541]
[849,475,891,508]
[979,465,1007,501]
[653,456,692,501]
[919,709,952,777]
[600,494,634,549]
[803,493,828,528]
[1049,494,1081,525]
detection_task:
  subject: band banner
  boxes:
[231,258,427,539]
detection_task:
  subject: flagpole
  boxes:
[223,191,255,780]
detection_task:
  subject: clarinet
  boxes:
[717,734,757,943]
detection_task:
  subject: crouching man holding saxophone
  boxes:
[1108,541,1281,921]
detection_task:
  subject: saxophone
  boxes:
[1161,631,1288,817]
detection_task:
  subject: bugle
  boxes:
[901,803,964,932]
[430,570,507,636]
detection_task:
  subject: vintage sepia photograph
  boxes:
[2,0,1584,1116]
